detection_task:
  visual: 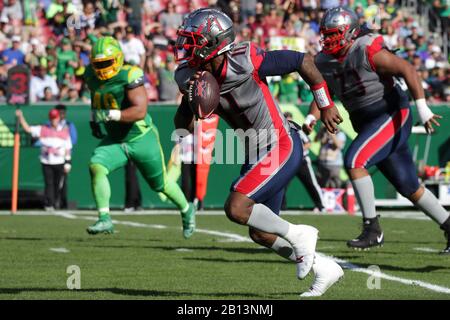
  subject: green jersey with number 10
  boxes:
[85,64,152,142]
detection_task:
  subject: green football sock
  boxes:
[90,163,111,218]
[162,179,189,212]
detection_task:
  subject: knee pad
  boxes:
[89,163,109,177]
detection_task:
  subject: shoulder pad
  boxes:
[127,65,144,84]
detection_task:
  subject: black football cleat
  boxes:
[440,218,450,255]
[347,217,384,251]
[440,237,450,255]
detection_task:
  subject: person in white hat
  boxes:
[425,45,444,69]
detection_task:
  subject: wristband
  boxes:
[311,81,334,110]
[304,114,317,126]
[415,98,433,124]
[107,110,121,121]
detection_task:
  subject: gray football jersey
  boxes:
[315,34,393,112]
[175,41,291,164]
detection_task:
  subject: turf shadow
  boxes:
[0,237,47,241]
[0,287,269,299]
[183,257,289,265]
[343,262,449,273]
[90,245,270,255]
[319,238,445,245]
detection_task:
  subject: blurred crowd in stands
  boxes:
[0,0,448,105]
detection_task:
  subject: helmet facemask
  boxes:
[320,26,350,55]
[174,30,208,67]
[92,55,123,80]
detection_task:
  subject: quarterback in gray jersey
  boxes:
[304,7,449,254]
[174,8,344,296]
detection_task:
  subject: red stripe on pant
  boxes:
[234,134,293,196]
[353,108,409,168]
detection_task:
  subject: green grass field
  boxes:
[0,211,449,300]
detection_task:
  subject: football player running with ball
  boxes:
[85,36,196,238]
[174,8,344,297]
[303,7,450,254]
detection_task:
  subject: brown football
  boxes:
[188,71,220,119]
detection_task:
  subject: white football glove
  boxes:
[94,110,121,122]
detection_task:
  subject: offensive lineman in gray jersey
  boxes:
[303,7,449,253]
[174,8,345,296]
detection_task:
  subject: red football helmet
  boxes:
[320,7,360,55]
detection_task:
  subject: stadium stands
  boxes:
[0,0,448,104]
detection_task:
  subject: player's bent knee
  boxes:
[398,184,422,200]
[408,186,425,202]
[89,163,109,177]
[344,156,361,172]
[224,199,252,225]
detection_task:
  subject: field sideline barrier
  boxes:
[0,103,449,209]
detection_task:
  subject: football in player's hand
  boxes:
[188,71,220,119]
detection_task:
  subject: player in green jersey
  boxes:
[85,36,195,238]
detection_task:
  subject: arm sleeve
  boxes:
[258,50,305,79]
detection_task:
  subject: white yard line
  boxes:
[0,210,435,221]
[330,255,450,295]
[4,210,450,295]
[413,247,440,253]
[195,228,252,242]
[56,213,248,241]
[49,247,70,253]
